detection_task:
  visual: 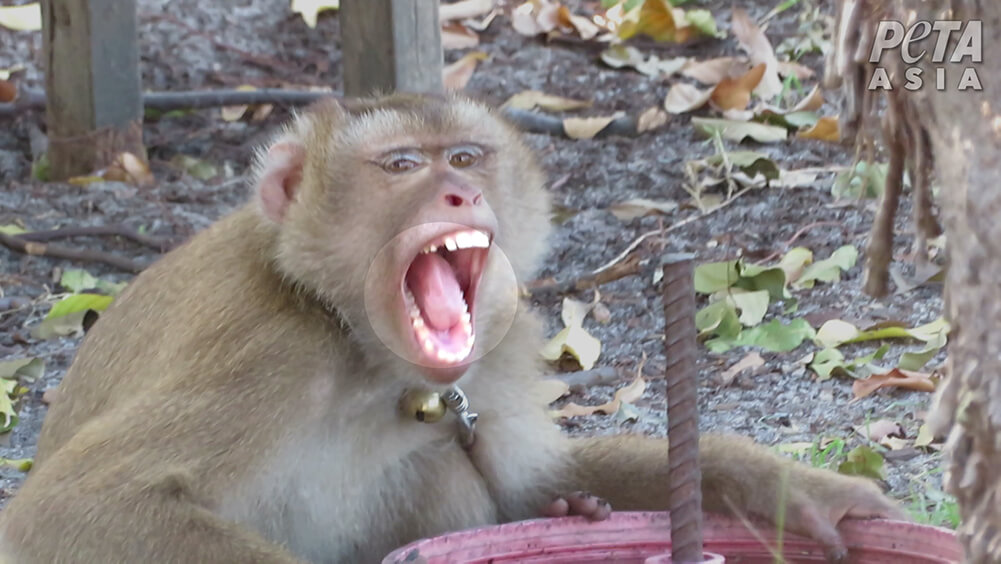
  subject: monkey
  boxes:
[0,93,902,564]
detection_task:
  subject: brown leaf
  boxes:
[503,90,591,112]
[442,21,480,49]
[682,57,741,85]
[710,62,766,111]
[557,5,600,40]
[439,0,493,22]
[797,116,840,142]
[730,7,782,99]
[0,79,16,103]
[220,85,257,122]
[442,51,488,90]
[552,375,646,418]
[637,106,668,133]
[790,84,824,112]
[852,368,937,400]
[854,419,904,442]
[777,60,815,80]
[719,351,765,386]
[103,152,154,187]
[563,113,623,140]
[664,82,712,114]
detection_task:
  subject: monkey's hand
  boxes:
[702,435,908,563]
[541,491,612,521]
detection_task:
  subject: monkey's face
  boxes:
[264,95,550,385]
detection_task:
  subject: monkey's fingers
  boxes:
[541,492,612,521]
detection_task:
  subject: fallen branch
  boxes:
[2,88,652,138]
[0,232,145,273]
[16,225,171,252]
[527,250,648,297]
[592,187,753,275]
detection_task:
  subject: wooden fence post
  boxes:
[41,0,145,180]
[340,0,444,97]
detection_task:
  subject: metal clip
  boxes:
[442,386,478,450]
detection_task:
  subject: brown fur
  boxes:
[0,93,900,564]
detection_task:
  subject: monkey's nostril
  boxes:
[445,194,463,207]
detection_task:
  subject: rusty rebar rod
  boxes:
[662,253,703,564]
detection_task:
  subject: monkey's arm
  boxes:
[0,403,307,564]
[569,433,904,561]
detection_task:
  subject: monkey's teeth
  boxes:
[423,338,435,353]
[444,237,458,252]
[421,244,438,254]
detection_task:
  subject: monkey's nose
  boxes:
[443,189,483,207]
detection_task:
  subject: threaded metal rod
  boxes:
[662,253,703,564]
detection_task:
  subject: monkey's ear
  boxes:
[257,141,306,223]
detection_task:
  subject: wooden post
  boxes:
[340,0,444,97]
[41,0,146,180]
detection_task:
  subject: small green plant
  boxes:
[906,469,960,529]
[806,437,847,469]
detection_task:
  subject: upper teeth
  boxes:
[421,230,490,254]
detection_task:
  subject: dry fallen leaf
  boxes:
[719,351,765,386]
[511,0,561,36]
[664,82,713,114]
[439,0,494,22]
[103,152,154,187]
[442,21,480,49]
[790,85,824,112]
[682,57,741,85]
[552,375,646,418]
[503,90,591,112]
[557,5,600,39]
[637,106,668,133]
[710,62,766,111]
[798,116,840,142]
[221,85,258,122]
[852,368,937,400]
[290,0,339,29]
[0,79,16,103]
[0,3,42,31]
[609,198,678,221]
[730,7,782,99]
[442,51,488,90]
[854,419,904,442]
[563,112,624,140]
[777,60,815,80]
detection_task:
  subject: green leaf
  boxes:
[706,318,816,353]
[793,245,858,289]
[0,358,44,382]
[46,293,114,320]
[706,151,780,181]
[838,445,885,480]
[0,457,32,471]
[696,300,742,340]
[899,331,947,371]
[809,345,889,381]
[735,264,789,300]
[694,260,740,294]
[832,161,887,200]
[730,289,770,327]
[682,9,723,38]
[815,317,950,349]
[692,117,788,144]
[60,269,100,293]
[0,224,27,235]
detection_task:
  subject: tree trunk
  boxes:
[917,2,1001,561]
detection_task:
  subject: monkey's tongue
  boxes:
[406,253,465,331]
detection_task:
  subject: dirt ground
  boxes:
[0,0,949,521]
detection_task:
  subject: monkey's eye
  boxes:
[447,147,481,169]
[383,155,422,174]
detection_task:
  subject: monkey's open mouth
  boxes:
[403,229,491,365]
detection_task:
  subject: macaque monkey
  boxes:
[0,93,901,563]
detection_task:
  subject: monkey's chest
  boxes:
[219,423,498,564]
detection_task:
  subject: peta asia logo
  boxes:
[867,20,982,91]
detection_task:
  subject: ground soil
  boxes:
[0,0,948,522]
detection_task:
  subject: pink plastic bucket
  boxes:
[382,511,962,563]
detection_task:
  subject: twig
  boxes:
[0,233,145,273]
[527,250,648,297]
[757,221,850,264]
[592,187,753,275]
[16,225,171,252]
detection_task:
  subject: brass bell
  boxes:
[400,390,447,423]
